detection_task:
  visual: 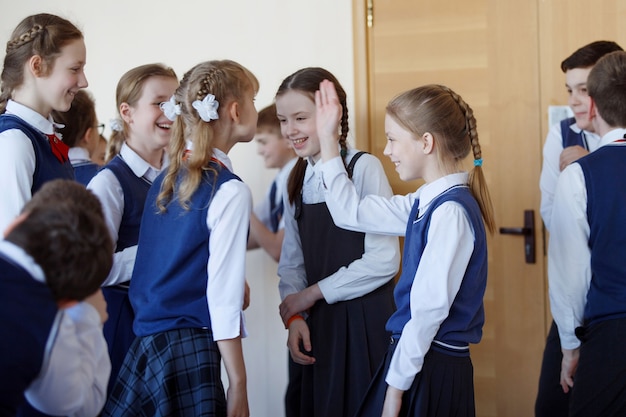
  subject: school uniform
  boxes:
[68,147,99,186]
[536,116,600,417]
[87,143,168,397]
[278,149,400,417]
[0,241,110,417]
[549,128,626,417]
[0,100,74,232]
[103,150,250,416]
[320,159,487,417]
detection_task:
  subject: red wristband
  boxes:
[286,314,304,328]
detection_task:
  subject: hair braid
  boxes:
[6,24,44,52]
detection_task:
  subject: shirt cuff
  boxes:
[210,307,246,340]
[319,156,346,188]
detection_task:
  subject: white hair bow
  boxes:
[192,94,219,122]
[160,95,182,121]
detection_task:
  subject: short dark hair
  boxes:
[561,40,623,72]
[257,103,280,132]
[6,180,113,301]
[51,90,97,147]
[587,51,626,127]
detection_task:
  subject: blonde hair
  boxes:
[156,59,259,212]
[386,84,495,234]
[1,13,83,113]
[105,63,178,163]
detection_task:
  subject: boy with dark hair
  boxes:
[549,50,626,417]
[536,40,622,417]
[0,179,113,416]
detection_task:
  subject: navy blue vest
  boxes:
[0,254,58,414]
[386,185,487,346]
[577,145,626,325]
[560,117,588,149]
[103,156,151,252]
[0,114,74,194]
[130,163,241,337]
[72,161,100,186]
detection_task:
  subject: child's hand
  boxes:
[315,79,343,162]
[560,347,579,393]
[226,382,249,417]
[279,285,322,325]
[287,319,316,365]
[84,289,108,324]
[382,386,403,417]
[559,145,589,171]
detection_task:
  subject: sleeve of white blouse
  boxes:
[277,188,309,300]
[25,303,110,417]
[385,202,475,390]
[0,130,37,233]
[206,179,252,340]
[316,154,401,303]
[539,123,564,231]
[319,156,414,236]
[87,170,136,286]
[548,163,590,350]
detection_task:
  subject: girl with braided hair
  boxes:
[103,59,258,417]
[0,13,86,232]
[276,67,400,417]
[316,81,495,417]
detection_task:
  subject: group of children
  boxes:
[4,9,623,417]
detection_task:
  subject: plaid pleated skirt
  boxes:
[355,339,475,417]
[102,327,226,417]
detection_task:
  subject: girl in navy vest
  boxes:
[103,59,258,417]
[87,63,178,398]
[51,90,102,185]
[316,81,496,417]
[276,67,400,417]
[0,13,85,232]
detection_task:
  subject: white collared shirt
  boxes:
[254,157,297,231]
[87,143,168,286]
[548,127,626,349]
[319,156,476,390]
[0,100,59,232]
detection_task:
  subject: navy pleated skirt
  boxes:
[355,339,475,417]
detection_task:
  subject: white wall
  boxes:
[0,2,355,416]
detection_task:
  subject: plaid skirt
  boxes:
[102,328,226,417]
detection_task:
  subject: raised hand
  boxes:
[315,79,343,162]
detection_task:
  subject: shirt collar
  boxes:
[5,100,57,136]
[0,240,46,283]
[68,147,91,163]
[417,172,469,210]
[212,148,234,172]
[119,143,169,179]
[600,128,626,147]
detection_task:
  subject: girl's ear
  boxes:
[28,55,44,77]
[119,102,132,124]
[228,100,241,123]
[422,132,435,154]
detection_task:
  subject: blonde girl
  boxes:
[0,13,87,232]
[316,80,495,417]
[86,63,178,397]
[103,59,258,417]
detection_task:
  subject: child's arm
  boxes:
[217,337,249,417]
[248,212,284,262]
[24,301,111,417]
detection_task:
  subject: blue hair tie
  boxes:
[474,158,483,167]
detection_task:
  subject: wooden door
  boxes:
[352,0,626,415]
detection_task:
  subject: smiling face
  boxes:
[383,113,426,182]
[124,75,178,151]
[565,67,594,132]
[275,90,321,161]
[35,38,88,115]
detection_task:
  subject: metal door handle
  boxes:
[499,209,535,264]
